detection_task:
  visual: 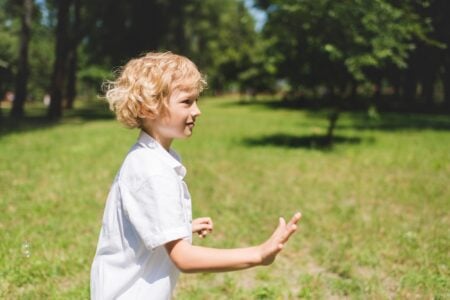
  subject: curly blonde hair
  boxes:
[104,52,207,128]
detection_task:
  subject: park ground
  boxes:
[0,96,449,299]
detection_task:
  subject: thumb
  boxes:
[270,217,286,238]
[276,217,286,232]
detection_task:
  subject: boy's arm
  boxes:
[165,212,301,273]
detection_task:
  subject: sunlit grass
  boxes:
[1,96,449,299]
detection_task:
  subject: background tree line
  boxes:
[0,0,449,121]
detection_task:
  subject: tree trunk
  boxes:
[429,0,450,110]
[373,74,382,106]
[325,84,339,146]
[65,0,80,110]
[170,1,186,54]
[350,80,357,99]
[420,73,435,107]
[325,109,340,146]
[65,48,77,109]
[10,0,32,118]
[325,84,335,106]
[48,0,71,120]
[392,75,401,99]
[403,66,417,104]
[443,62,450,110]
[420,47,440,107]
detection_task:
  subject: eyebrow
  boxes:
[181,92,198,99]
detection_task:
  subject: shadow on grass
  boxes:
[64,105,114,121]
[343,113,450,131]
[0,102,114,137]
[0,109,56,137]
[243,133,365,150]
[227,98,450,131]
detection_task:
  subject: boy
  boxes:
[90,52,301,299]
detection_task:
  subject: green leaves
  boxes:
[259,0,432,87]
[324,44,343,61]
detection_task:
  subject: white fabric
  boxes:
[91,131,193,300]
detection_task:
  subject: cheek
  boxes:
[173,111,188,122]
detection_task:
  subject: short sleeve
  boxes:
[119,175,191,250]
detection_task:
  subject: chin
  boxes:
[184,130,193,137]
[179,133,192,139]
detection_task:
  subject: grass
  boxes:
[0,96,449,299]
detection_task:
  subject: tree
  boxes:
[179,0,264,92]
[64,0,95,109]
[82,0,263,94]
[84,0,170,66]
[10,0,33,118]
[0,0,18,119]
[416,0,450,107]
[48,0,71,120]
[255,0,430,144]
[396,0,448,107]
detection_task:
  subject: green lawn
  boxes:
[1,97,449,299]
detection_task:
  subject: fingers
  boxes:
[279,212,302,244]
[282,224,297,242]
[275,217,286,232]
[196,224,213,238]
[198,217,213,229]
[199,228,211,238]
[287,212,302,228]
[195,222,213,232]
[192,217,213,229]
[193,217,213,238]
[196,217,213,225]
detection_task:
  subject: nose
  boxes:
[191,101,201,117]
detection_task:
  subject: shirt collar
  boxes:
[137,131,187,178]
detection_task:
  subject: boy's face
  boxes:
[144,89,201,148]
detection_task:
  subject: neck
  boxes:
[142,128,172,151]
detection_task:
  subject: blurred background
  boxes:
[1,0,449,121]
[1,1,450,299]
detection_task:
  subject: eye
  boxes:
[181,99,193,105]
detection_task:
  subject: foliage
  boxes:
[5,0,449,116]
[183,0,276,93]
[0,0,53,101]
[256,0,431,90]
[77,65,111,92]
[81,0,271,93]
[28,19,54,102]
[0,0,19,96]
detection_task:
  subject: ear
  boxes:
[139,106,157,119]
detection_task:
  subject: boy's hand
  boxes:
[259,212,301,266]
[192,217,213,238]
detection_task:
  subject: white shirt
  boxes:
[91,131,193,300]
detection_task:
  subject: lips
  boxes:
[186,122,195,127]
